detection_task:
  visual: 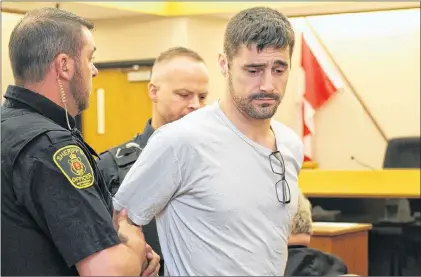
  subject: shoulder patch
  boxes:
[53,145,95,189]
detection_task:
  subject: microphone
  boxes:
[350,156,376,170]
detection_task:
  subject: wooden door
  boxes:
[81,68,152,154]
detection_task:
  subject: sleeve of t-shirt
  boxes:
[295,139,304,173]
[20,140,121,268]
[113,127,182,226]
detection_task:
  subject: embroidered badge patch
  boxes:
[53,145,94,189]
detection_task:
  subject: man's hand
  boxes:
[113,209,139,230]
[116,209,147,266]
[141,244,161,276]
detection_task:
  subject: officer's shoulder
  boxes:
[14,130,86,180]
[97,135,142,168]
[2,108,75,167]
[2,109,70,152]
[24,131,98,190]
[97,135,139,160]
[25,129,76,157]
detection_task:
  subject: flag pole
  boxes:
[303,18,388,143]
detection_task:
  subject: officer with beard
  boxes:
[1,7,160,276]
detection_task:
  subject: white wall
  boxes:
[93,16,190,62]
[304,9,420,169]
[186,17,226,105]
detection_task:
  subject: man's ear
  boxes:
[54,53,75,81]
[148,82,158,103]
[218,52,228,77]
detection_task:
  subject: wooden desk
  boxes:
[309,222,372,276]
[299,169,420,198]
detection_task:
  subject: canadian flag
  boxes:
[300,31,343,162]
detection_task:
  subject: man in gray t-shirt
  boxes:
[114,7,304,276]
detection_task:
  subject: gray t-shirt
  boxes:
[113,101,304,276]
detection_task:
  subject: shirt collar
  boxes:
[3,85,76,130]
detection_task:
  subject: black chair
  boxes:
[369,137,421,276]
[380,137,420,223]
[383,137,421,169]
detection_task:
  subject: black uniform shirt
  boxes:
[97,119,154,195]
[1,85,121,276]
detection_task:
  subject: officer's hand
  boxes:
[141,244,161,276]
[117,209,147,268]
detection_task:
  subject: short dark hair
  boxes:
[9,7,95,85]
[223,7,295,62]
[155,47,205,64]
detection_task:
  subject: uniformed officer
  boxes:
[97,46,210,275]
[1,7,159,276]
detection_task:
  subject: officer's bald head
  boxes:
[148,47,209,128]
[150,47,207,84]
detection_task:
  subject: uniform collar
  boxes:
[3,85,76,130]
[135,118,155,148]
